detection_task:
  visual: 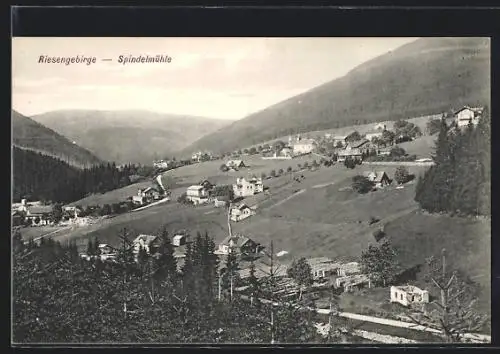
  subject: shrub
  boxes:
[368,216,380,225]
[352,175,374,194]
[394,166,411,184]
[270,169,277,177]
[278,168,284,175]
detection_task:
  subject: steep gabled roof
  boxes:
[454,105,484,115]
[220,234,253,248]
[133,234,158,246]
[187,185,204,191]
[347,139,369,148]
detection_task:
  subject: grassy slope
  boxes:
[12,110,102,167]
[183,37,490,155]
[25,160,490,315]
[31,110,230,164]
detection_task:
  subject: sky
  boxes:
[12,37,418,120]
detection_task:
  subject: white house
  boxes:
[173,234,187,247]
[289,135,316,155]
[454,106,483,128]
[132,234,160,256]
[230,203,256,222]
[390,285,430,307]
[233,177,264,197]
[153,160,169,169]
[186,185,210,205]
[374,123,387,131]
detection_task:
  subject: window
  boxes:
[400,293,403,300]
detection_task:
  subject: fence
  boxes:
[363,161,435,167]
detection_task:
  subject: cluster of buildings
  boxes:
[12,199,87,227]
[191,151,214,163]
[184,176,264,219]
[153,160,170,169]
[304,257,372,292]
[132,187,164,206]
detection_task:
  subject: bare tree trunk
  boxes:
[230,274,233,302]
[227,202,233,238]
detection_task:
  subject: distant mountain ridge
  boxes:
[12,110,102,168]
[30,110,230,164]
[182,37,490,155]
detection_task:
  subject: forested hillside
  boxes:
[12,110,102,168]
[13,147,134,204]
[12,231,328,344]
[415,108,491,216]
[184,37,490,155]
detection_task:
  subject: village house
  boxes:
[333,135,348,147]
[337,139,369,162]
[337,262,361,277]
[15,199,54,226]
[153,160,169,169]
[336,274,372,292]
[233,177,264,198]
[186,185,210,205]
[198,179,215,191]
[365,130,385,141]
[63,206,83,218]
[132,187,161,205]
[306,257,341,280]
[337,147,363,162]
[363,171,392,188]
[230,203,256,222]
[289,135,317,155]
[132,234,161,256]
[217,234,261,256]
[173,234,187,247]
[225,160,246,170]
[98,244,116,255]
[214,195,230,207]
[374,122,387,131]
[390,285,430,307]
[454,106,483,128]
[192,151,213,162]
[279,147,294,158]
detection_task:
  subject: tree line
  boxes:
[415,107,490,216]
[13,147,135,204]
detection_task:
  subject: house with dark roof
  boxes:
[225,160,246,170]
[16,199,54,225]
[132,234,160,256]
[454,106,483,128]
[363,171,391,188]
[132,186,161,205]
[230,203,256,222]
[217,234,260,256]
